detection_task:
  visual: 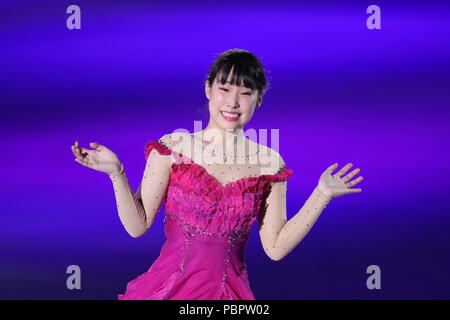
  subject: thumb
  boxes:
[326,163,338,174]
[90,142,101,150]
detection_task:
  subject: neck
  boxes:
[199,124,246,153]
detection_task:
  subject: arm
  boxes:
[258,180,332,261]
[258,162,364,261]
[109,148,171,238]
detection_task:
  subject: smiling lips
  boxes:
[221,111,241,122]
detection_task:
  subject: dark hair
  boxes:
[205,49,270,97]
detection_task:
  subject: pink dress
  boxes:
[117,139,293,300]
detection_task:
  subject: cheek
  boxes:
[241,110,254,120]
[209,93,224,108]
[244,105,257,120]
[241,101,255,113]
[212,92,225,103]
[208,99,221,115]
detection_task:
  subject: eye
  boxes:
[219,87,251,95]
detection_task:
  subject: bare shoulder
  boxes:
[159,132,194,151]
[248,139,286,175]
[158,132,187,147]
[156,132,195,164]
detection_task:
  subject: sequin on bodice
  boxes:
[118,135,293,300]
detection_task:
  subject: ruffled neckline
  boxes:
[144,140,293,191]
[176,161,292,189]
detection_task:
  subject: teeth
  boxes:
[221,111,240,118]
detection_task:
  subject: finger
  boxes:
[90,142,103,151]
[71,145,79,157]
[74,141,89,154]
[78,147,94,157]
[347,188,362,193]
[74,157,92,168]
[346,176,364,188]
[77,150,95,168]
[74,146,81,157]
[342,168,360,183]
[74,146,84,158]
[326,163,339,174]
[74,146,94,160]
[334,163,353,178]
[73,142,82,154]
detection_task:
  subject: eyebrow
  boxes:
[223,81,252,89]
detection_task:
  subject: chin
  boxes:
[218,123,238,130]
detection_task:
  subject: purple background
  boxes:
[1,0,449,299]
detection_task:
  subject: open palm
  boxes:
[71,141,122,175]
[318,163,364,198]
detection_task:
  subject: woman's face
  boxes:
[205,67,262,131]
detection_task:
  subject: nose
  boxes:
[226,102,239,108]
[226,92,240,108]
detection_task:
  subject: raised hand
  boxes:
[71,141,123,176]
[317,163,364,198]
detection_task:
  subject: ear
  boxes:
[256,94,263,108]
[205,80,211,100]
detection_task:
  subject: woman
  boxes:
[71,49,364,300]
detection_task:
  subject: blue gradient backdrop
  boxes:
[1,0,449,299]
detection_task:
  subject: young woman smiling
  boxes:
[71,49,364,300]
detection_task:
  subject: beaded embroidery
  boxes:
[136,133,293,299]
[165,214,250,240]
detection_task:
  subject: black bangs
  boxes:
[217,62,258,91]
[206,49,269,96]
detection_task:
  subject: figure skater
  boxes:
[70,48,364,300]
